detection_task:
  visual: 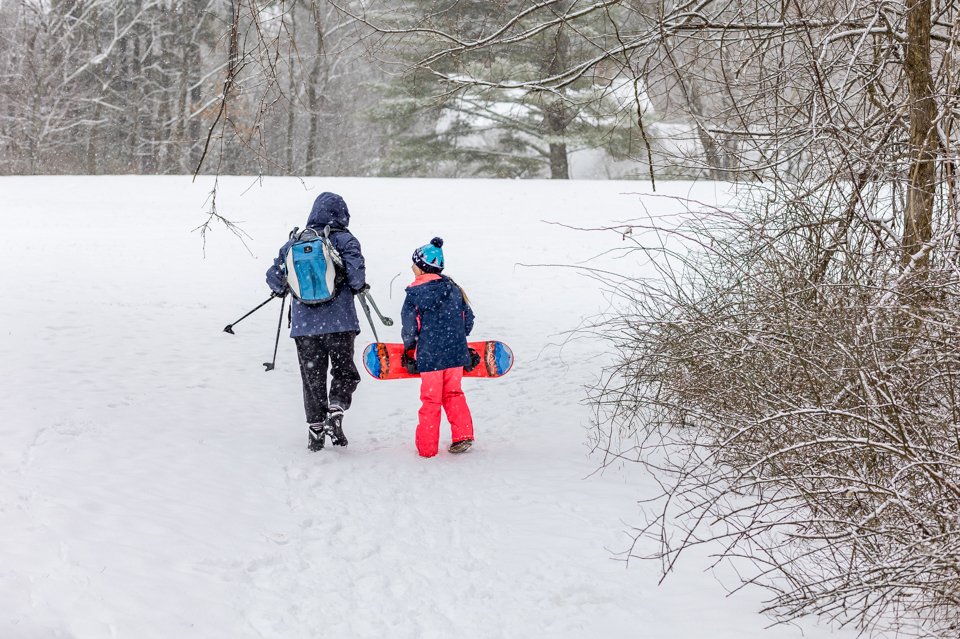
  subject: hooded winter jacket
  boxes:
[266,192,366,337]
[401,274,475,372]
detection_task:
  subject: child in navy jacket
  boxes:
[401,237,475,456]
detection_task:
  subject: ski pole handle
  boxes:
[360,291,394,326]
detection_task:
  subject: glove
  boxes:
[266,264,287,295]
[401,349,418,374]
[354,283,371,295]
[464,348,481,372]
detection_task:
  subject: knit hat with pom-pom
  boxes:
[412,237,445,274]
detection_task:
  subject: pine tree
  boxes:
[372,0,647,179]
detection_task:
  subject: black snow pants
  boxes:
[294,332,361,424]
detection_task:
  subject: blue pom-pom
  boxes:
[431,237,444,248]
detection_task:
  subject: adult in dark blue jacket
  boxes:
[401,237,476,457]
[266,192,366,451]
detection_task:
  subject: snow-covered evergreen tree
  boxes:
[372,0,651,179]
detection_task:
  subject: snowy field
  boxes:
[0,176,850,639]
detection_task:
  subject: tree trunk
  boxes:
[541,93,571,179]
[902,0,937,268]
[174,37,190,173]
[85,103,100,174]
[549,141,569,179]
[189,37,202,170]
[305,4,326,174]
[286,4,299,172]
[539,12,571,180]
[681,77,728,181]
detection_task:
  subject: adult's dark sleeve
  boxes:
[339,235,366,292]
[265,244,289,294]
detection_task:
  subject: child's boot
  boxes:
[448,438,473,454]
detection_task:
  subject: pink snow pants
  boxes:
[416,367,474,457]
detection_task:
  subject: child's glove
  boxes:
[464,348,481,372]
[401,349,418,374]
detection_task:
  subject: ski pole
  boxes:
[360,291,394,326]
[263,293,286,372]
[223,292,281,335]
[357,291,381,343]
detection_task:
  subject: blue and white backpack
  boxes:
[283,226,345,304]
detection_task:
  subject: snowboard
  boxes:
[363,341,514,380]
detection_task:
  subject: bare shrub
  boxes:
[590,183,960,635]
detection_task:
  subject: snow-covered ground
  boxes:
[1,176,849,639]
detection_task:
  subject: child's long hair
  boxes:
[447,276,471,307]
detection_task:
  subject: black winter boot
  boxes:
[308,422,326,452]
[326,405,348,447]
